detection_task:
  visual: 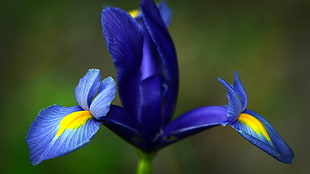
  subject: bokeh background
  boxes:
[1,0,309,173]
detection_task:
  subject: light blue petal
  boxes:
[26,105,100,165]
[218,77,242,121]
[233,71,248,111]
[230,109,294,163]
[75,69,101,110]
[90,77,116,120]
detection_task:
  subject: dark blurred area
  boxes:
[1,0,309,173]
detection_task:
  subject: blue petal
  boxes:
[75,69,101,110]
[230,109,294,163]
[139,75,163,147]
[233,71,248,111]
[218,77,242,121]
[103,105,142,148]
[140,0,178,88]
[141,0,179,125]
[26,105,100,165]
[101,7,144,116]
[101,7,143,80]
[90,77,116,120]
[140,31,163,80]
[160,106,228,148]
[157,1,172,26]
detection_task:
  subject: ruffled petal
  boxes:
[141,0,179,125]
[75,69,101,110]
[230,109,294,163]
[90,77,116,120]
[233,71,248,110]
[218,77,242,121]
[26,105,100,165]
[159,106,229,148]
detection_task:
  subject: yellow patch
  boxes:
[129,9,140,18]
[56,110,92,137]
[238,113,271,141]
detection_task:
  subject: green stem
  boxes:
[136,150,155,174]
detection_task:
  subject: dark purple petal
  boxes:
[101,8,143,76]
[159,106,228,148]
[103,105,142,148]
[140,33,163,81]
[230,109,294,163]
[101,7,144,116]
[139,75,163,149]
[233,71,248,111]
[75,69,101,110]
[140,0,179,125]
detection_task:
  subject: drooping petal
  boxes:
[75,69,101,110]
[101,7,144,117]
[103,105,142,148]
[233,71,248,110]
[230,109,294,163]
[26,105,100,165]
[90,77,116,120]
[218,77,242,121]
[141,0,179,125]
[159,106,229,148]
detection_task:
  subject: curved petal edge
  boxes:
[230,109,294,163]
[26,105,101,165]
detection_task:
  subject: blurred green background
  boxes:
[1,0,309,173]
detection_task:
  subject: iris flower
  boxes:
[26,0,293,171]
[163,72,294,164]
[26,69,116,165]
[100,0,293,164]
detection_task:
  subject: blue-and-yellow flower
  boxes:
[162,72,294,163]
[100,0,293,163]
[218,72,294,163]
[26,69,116,165]
[26,0,293,166]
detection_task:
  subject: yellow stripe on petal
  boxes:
[129,9,140,18]
[238,113,271,141]
[56,110,93,137]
